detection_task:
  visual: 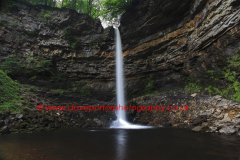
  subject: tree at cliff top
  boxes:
[1,0,132,26]
[60,0,132,25]
[61,0,102,19]
[100,0,132,27]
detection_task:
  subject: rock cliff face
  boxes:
[1,0,240,101]
[1,0,240,133]
[0,1,116,101]
[120,0,240,98]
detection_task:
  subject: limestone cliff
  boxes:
[1,0,240,102]
[1,0,240,134]
[0,1,115,101]
[120,0,240,99]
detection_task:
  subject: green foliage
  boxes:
[0,70,20,103]
[3,0,131,24]
[139,78,157,96]
[0,55,19,75]
[228,55,240,68]
[3,0,19,9]
[0,70,21,113]
[22,0,56,7]
[72,86,78,92]
[0,55,66,82]
[84,67,89,72]
[9,20,19,26]
[44,14,52,19]
[146,79,154,89]
[112,89,116,95]
[185,53,240,102]
[80,85,91,97]
[0,20,8,27]
[100,0,132,26]
[76,80,83,84]
[184,78,203,92]
[51,89,67,94]
[50,72,67,82]
[236,49,240,54]
[71,38,80,49]
[29,76,37,81]
[63,28,80,49]
[145,91,159,97]
[23,57,52,75]
[0,102,21,113]
[61,0,102,19]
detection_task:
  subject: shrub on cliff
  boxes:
[0,70,21,113]
[185,50,240,102]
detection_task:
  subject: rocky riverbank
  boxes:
[130,90,240,135]
[0,82,116,135]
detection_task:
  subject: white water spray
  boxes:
[111,28,152,129]
[115,28,126,122]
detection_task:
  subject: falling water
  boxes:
[111,28,152,129]
[115,28,126,122]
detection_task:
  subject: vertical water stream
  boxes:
[111,28,151,129]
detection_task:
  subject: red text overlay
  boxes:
[37,104,189,112]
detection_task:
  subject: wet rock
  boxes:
[216,113,224,119]
[16,114,23,119]
[54,122,61,128]
[221,113,232,122]
[192,126,208,132]
[0,126,10,134]
[93,118,103,126]
[173,124,179,127]
[234,114,240,118]
[184,120,189,125]
[14,123,28,129]
[86,119,98,127]
[219,126,238,134]
[3,119,9,125]
[208,126,218,132]
[213,95,222,101]
[0,120,4,128]
[213,121,225,128]
[232,118,240,124]
[192,118,205,126]
[191,93,197,97]
[199,113,210,118]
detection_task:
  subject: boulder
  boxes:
[0,126,9,134]
[16,114,23,119]
[219,126,238,134]
[192,126,209,132]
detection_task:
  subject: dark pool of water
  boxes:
[0,127,240,160]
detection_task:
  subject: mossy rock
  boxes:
[14,122,28,129]
[45,127,52,131]
[28,128,35,131]
[9,128,19,132]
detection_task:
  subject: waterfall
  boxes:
[115,28,126,122]
[110,28,152,129]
